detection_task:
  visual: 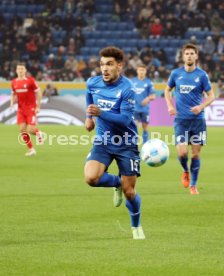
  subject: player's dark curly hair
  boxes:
[99,47,124,62]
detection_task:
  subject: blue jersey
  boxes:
[132,77,154,113]
[167,67,212,119]
[86,75,138,145]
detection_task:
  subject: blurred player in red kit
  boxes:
[10,62,44,156]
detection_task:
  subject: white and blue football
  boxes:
[141,138,169,167]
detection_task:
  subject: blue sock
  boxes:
[143,130,148,143]
[190,158,200,186]
[95,172,121,188]
[126,193,141,227]
[178,156,189,172]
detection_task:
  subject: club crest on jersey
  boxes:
[180,85,196,94]
[194,77,200,82]
[97,99,116,111]
[92,89,100,94]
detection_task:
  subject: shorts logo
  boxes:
[97,99,116,111]
[180,85,196,94]
[176,135,186,143]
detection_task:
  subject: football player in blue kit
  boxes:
[132,64,155,144]
[165,43,215,195]
[84,47,145,239]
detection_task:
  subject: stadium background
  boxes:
[0,1,224,276]
[0,0,224,125]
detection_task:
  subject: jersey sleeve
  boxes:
[30,78,40,92]
[167,70,176,88]
[148,80,155,96]
[86,78,92,94]
[11,81,16,95]
[86,78,94,118]
[86,78,94,105]
[201,72,212,93]
[120,86,135,115]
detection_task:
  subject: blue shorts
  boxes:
[86,144,140,176]
[134,112,149,124]
[174,118,207,145]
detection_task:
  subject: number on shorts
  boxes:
[130,159,139,172]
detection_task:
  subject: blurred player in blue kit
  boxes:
[165,44,215,195]
[84,46,145,239]
[132,64,155,143]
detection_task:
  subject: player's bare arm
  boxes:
[10,94,17,108]
[141,94,156,106]
[191,90,215,115]
[35,90,42,113]
[85,118,95,132]
[164,85,176,115]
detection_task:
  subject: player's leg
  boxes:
[18,123,36,156]
[85,161,120,187]
[84,160,106,185]
[175,119,190,187]
[116,147,145,239]
[122,175,140,226]
[176,143,189,170]
[189,144,201,195]
[134,112,142,144]
[84,146,121,188]
[142,122,148,143]
[142,113,149,143]
[134,111,140,126]
[26,110,44,144]
[176,144,190,188]
[188,119,206,194]
[17,109,35,156]
[27,124,45,145]
[122,175,145,239]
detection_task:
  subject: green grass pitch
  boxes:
[0,125,224,276]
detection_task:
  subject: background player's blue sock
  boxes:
[126,193,141,227]
[178,156,189,172]
[190,158,200,186]
[95,172,121,188]
[142,130,149,143]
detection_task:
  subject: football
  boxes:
[141,138,170,167]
